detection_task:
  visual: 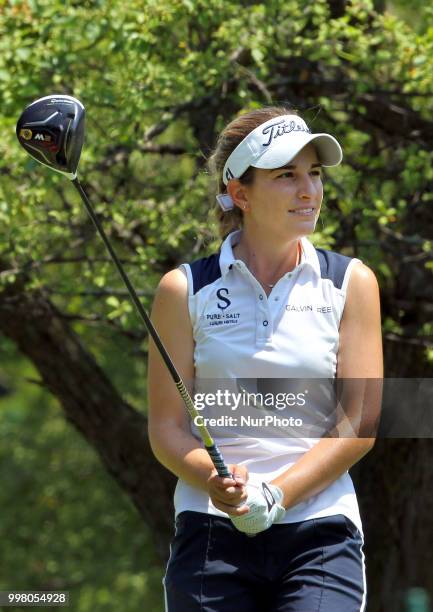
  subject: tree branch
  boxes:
[0,280,175,560]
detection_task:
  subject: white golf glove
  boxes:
[230,482,286,535]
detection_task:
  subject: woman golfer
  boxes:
[148,106,382,611]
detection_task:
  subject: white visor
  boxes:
[217,114,342,210]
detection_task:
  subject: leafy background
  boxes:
[0,0,432,610]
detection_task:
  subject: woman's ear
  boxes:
[227,180,249,211]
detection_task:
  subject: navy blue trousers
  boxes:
[163,512,366,612]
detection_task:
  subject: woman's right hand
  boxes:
[207,464,250,516]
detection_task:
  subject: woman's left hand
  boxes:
[230,482,285,534]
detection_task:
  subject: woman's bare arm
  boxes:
[147,268,248,514]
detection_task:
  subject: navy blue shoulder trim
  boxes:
[315,248,353,290]
[188,253,221,295]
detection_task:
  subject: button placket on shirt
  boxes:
[257,301,272,344]
[235,261,273,346]
[232,260,303,347]
[267,269,301,323]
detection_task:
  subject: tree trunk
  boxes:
[352,338,433,611]
[0,280,175,560]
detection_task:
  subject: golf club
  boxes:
[16,94,231,479]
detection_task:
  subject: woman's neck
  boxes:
[233,230,301,290]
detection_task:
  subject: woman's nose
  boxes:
[297,176,315,199]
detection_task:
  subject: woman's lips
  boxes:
[287,207,315,215]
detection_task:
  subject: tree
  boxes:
[1,1,432,609]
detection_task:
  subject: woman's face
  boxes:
[233,144,324,240]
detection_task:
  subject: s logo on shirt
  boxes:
[216,288,231,311]
[204,288,240,326]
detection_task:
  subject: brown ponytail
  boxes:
[207,105,298,239]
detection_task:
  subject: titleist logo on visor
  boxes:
[219,113,342,194]
[224,117,312,182]
[261,118,311,147]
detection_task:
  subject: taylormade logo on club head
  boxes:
[47,98,75,105]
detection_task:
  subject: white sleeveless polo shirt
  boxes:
[175,230,364,534]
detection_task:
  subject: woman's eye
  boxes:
[277,170,322,179]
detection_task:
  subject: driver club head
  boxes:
[16,94,85,180]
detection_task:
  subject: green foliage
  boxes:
[387,0,433,34]
[1,0,432,294]
[0,0,433,605]
[0,338,163,611]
